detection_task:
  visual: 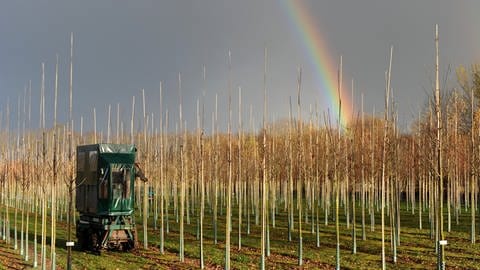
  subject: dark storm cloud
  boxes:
[0,0,478,133]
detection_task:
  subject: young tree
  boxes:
[381,46,393,270]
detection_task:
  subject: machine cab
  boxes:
[76,144,136,216]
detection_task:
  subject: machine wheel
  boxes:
[76,222,89,251]
[88,230,100,252]
[133,228,139,249]
[122,240,134,251]
[76,229,87,250]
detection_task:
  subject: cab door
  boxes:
[110,163,133,213]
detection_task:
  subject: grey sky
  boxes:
[1,0,478,134]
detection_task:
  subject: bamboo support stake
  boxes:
[25,83,32,262]
[238,86,242,251]
[381,46,393,270]
[142,89,148,250]
[361,93,366,241]
[288,98,294,242]
[297,66,304,267]
[213,94,218,245]
[93,108,97,144]
[159,82,165,254]
[225,50,232,270]
[199,67,205,267]
[40,62,47,270]
[107,105,111,143]
[351,79,357,254]
[178,73,185,262]
[434,24,446,270]
[335,56,342,270]
[260,48,268,270]
[14,97,20,253]
[131,96,135,145]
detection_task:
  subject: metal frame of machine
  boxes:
[75,144,138,251]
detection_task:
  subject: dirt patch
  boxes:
[0,240,29,270]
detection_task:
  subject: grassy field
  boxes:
[1,202,480,269]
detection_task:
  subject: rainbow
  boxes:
[280,0,353,127]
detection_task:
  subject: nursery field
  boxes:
[1,202,480,269]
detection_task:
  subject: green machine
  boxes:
[75,144,145,251]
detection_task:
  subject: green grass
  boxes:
[1,201,480,269]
